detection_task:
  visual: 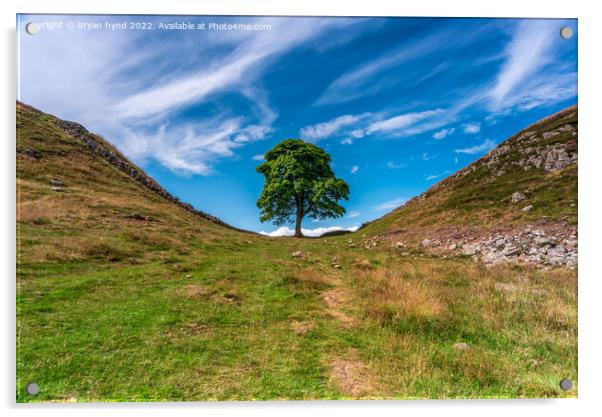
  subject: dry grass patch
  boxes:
[357,268,445,324]
[437,346,502,387]
[183,285,212,299]
[329,348,379,397]
[286,269,336,291]
[290,320,314,335]
[180,322,215,337]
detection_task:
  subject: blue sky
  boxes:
[18,15,577,235]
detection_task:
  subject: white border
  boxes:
[2,1,601,416]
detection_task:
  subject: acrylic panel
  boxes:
[16,14,578,402]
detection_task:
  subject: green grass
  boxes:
[17,233,577,401]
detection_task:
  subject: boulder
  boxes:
[521,205,533,212]
[291,251,304,258]
[421,239,432,248]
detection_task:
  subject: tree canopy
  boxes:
[256,139,350,237]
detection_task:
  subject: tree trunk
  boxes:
[294,207,303,237]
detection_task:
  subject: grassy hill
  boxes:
[362,106,577,238]
[16,103,577,401]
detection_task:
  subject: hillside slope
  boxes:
[17,102,251,264]
[360,106,577,267]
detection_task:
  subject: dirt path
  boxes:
[329,348,378,397]
[321,287,358,328]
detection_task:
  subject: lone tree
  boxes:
[256,139,350,237]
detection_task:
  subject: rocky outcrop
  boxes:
[54,118,250,233]
[457,226,577,269]
[482,123,577,177]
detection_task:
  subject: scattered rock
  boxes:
[521,205,533,212]
[448,243,458,251]
[462,243,480,256]
[421,239,432,248]
[494,282,518,293]
[50,178,65,187]
[453,342,471,351]
[51,186,64,192]
[535,237,555,247]
[332,264,341,269]
[292,251,304,258]
[222,292,240,303]
[23,148,42,159]
[502,245,520,257]
[511,192,526,203]
[126,212,147,221]
[563,239,577,251]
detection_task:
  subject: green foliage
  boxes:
[256,139,349,235]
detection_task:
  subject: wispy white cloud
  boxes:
[386,161,407,169]
[115,19,357,122]
[421,152,437,161]
[433,127,455,140]
[252,154,265,161]
[260,225,359,237]
[455,138,496,154]
[425,170,451,181]
[375,197,408,211]
[488,20,562,111]
[462,123,481,134]
[20,16,369,176]
[120,116,252,175]
[300,113,370,141]
[300,108,444,143]
[346,210,361,219]
[507,72,577,111]
[366,109,443,135]
[315,26,474,105]
[350,165,359,174]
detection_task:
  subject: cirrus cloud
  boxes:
[454,138,496,155]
